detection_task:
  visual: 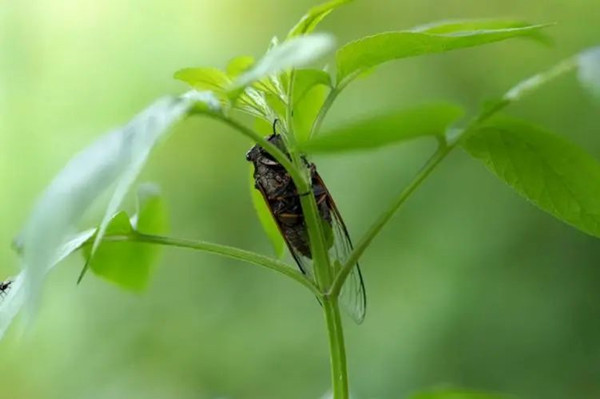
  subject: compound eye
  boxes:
[245,149,253,161]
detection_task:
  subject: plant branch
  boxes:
[197,111,306,186]
[102,232,321,296]
[285,69,333,290]
[328,53,580,296]
[288,68,343,397]
[330,144,452,297]
[310,86,341,139]
[309,72,359,139]
[323,297,349,399]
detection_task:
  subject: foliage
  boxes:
[1,1,599,398]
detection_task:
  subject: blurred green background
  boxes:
[1,1,600,398]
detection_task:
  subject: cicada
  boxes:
[246,129,366,323]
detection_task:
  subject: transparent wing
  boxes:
[327,202,367,324]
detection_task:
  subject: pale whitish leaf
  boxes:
[578,46,600,100]
[232,33,336,89]
[336,23,550,83]
[0,228,95,339]
[463,117,600,238]
[287,0,351,38]
[18,91,215,323]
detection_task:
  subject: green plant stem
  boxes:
[204,108,332,292]
[309,73,358,139]
[323,296,349,399]
[102,232,321,297]
[198,111,305,185]
[329,55,581,295]
[286,68,332,290]
[310,86,341,139]
[211,112,335,289]
[330,144,452,297]
[287,68,343,397]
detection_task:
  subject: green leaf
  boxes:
[411,18,553,44]
[226,55,255,79]
[87,185,168,291]
[232,33,336,90]
[292,69,331,143]
[293,69,332,104]
[173,67,231,92]
[300,103,464,153]
[287,0,351,38]
[578,46,600,101]
[463,117,600,238]
[248,167,285,258]
[294,84,329,144]
[336,23,550,83]
[134,184,168,235]
[409,389,512,399]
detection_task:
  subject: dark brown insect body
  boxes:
[247,132,366,323]
[246,134,330,266]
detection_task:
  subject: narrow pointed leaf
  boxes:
[463,117,600,238]
[301,103,464,153]
[336,23,550,83]
[249,166,285,258]
[287,0,351,38]
[174,67,231,92]
[411,19,553,44]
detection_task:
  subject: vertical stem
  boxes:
[309,72,360,139]
[323,297,349,399]
[287,68,346,398]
